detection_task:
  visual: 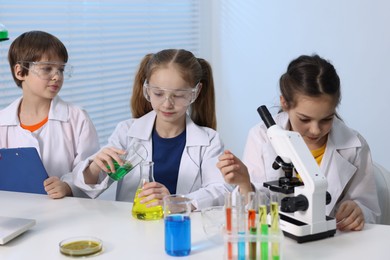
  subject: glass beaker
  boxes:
[107,142,148,181]
[0,23,9,42]
[163,194,192,257]
[131,161,164,220]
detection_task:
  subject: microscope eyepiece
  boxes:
[257,105,276,128]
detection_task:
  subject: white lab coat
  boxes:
[243,112,381,223]
[0,96,100,197]
[73,110,232,209]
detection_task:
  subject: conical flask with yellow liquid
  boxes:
[132,161,164,220]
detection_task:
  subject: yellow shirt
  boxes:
[296,143,326,182]
[311,143,327,166]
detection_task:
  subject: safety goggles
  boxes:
[143,81,200,107]
[18,61,73,80]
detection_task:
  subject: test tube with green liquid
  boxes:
[247,192,257,260]
[258,191,269,260]
[270,192,280,260]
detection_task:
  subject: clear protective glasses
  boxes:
[18,61,73,80]
[143,80,200,107]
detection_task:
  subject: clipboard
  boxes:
[0,147,49,194]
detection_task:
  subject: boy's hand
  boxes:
[44,176,72,199]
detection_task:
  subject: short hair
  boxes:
[8,31,68,87]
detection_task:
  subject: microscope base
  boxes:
[279,212,336,243]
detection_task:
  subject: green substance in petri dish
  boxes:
[107,161,134,181]
[60,240,102,256]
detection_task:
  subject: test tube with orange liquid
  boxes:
[225,192,233,260]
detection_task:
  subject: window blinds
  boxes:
[0,0,201,145]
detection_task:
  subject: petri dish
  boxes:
[59,236,103,257]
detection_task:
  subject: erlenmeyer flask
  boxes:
[131,161,164,220]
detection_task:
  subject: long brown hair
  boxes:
[280,54,341,110]
[131,49,217,130]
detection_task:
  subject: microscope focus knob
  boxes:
[280,195,309,213]
[326,191,331,205]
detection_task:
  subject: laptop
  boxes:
[0,147,49,194]
[0,216,36,245]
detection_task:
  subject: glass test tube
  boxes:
[225,192,233,260]
[270,191,280,260]
[258,191,269,260]
[247,192,257,260]
[236,193,246,260]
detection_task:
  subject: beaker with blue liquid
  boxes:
[163,194,192,257]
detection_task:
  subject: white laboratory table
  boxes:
[0,190,388,260]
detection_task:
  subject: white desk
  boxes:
[0,190,388,259]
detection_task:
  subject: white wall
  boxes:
[210,0,390,169]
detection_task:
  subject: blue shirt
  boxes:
[152,128,186,194]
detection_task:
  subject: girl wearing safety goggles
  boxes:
[75,49,231,210]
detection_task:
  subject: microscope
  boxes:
[257,105,336,243]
